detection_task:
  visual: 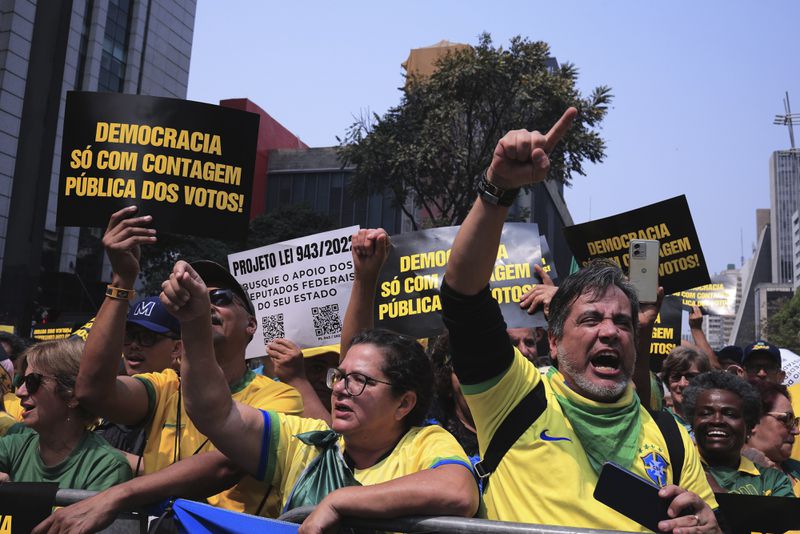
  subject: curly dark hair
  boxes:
[683,371,762,431]
[0,332,30,360]
[350,329,433,428]
[547,259,639,341]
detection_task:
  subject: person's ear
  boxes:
[394,391,417,422]
[246,316,257,338]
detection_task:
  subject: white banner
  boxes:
[781,348,800,387]
[228,226,358,357]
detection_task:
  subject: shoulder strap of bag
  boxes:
[650,409,685,487]
[474,379,546,490]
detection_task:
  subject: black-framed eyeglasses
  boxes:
[668,372,700,383]
[20,372,57,396]
[124,329,176,348]
[326,368,392,397]
[767,411,800,431]
[744,361,781,374]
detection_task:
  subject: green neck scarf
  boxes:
[548,368,643,474]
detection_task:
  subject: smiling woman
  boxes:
[683,371,795,497]
[0,339,132,490]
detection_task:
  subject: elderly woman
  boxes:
[161,260,478,533]
[661,346,712,438]
[0,339,131,489]
[683,371,794,497]
[746,380,800,495]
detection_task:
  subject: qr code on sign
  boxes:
[312,304,341,338]
[262,314,285,342]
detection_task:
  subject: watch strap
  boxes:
[477,168,520,207]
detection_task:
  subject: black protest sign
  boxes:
[31,323,74,341]
[57,92,258,240]
[675,271,738,316]
[0,482,58,533]
[375,224,548,338]
[563,196,709,294]
[648,296,682,358]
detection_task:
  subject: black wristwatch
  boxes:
[476,168,520,207]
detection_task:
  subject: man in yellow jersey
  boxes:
[74,207,303,516]
[440,111,721,532]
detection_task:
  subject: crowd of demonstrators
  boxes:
[7,113,800,533]
[0,339,132,490]
[683,371,795,497]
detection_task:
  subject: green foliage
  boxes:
[138,205,335,294]
[338,33,612,229]
[764,290,800,353]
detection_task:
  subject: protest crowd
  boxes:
[1,107,799,533]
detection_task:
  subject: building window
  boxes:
[98,0,132,92]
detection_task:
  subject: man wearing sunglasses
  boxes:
[72,207,303,518]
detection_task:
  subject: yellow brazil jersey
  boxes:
[3,392,22,421]
[463,350,717,530]
[134,368,303,516]
[788,383,800,463]
[258,412,474,513]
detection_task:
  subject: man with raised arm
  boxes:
[74,207,303,515]
[440,110,722,532]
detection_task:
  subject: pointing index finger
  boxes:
[544,107,578,153]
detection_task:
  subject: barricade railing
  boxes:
[54,490,636,534]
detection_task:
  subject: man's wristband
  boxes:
[106,285,135,301]
[477,168,520,207]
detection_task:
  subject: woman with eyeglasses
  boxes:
[0,339,132,489]
[661,346,712,439]
[746,379,800,496]
[161,252,479,533]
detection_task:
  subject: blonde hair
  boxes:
[23,338,93,422]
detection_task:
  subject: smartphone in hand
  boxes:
[629,239,659,303]
[594,462,671,532]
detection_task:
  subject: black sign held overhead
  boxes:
[57,92,259,240]
[375,224,550,339]
[562,195,710,295]
[675,271,738,316]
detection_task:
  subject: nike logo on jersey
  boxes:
[539,429,571,442]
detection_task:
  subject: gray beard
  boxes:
[556,346,630,402]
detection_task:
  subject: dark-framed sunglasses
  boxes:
[20,372,57,396]
[209,288,238,308]
[123,329,177,348]
[325,367,392,397]
[767,411,800,431]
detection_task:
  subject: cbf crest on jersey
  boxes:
[642,451,669,487]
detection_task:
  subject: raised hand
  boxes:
[519,264,557,318]
[351,228,390,280]
[488,107,578,188]
[102,206,156,284]
[268,338,306,384]
[688,306,704,330]
[160,260,211,323]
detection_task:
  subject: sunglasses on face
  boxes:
[209,288,239,308]
[20,372,56,396]
[668,372,699,383]
[767,411,800,431]
[325,367,392,397]
[744,362,781,374]
[124,330,176,348]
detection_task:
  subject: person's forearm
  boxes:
[101,451,243,511]
[180,314,231,434]
[75,284,135,417]
[340,274,378,361]
[634,326,654,406]
[444,197,508,296]
[325,465,478,520]
[690,327,720,369]
[286,378,331,424]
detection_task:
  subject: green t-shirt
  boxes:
[707,456,795,497]
[0,430,132,490]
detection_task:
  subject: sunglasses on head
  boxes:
[20,372,57,395]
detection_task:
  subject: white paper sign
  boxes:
[228,226,358,357]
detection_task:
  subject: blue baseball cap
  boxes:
[127,296,181,336]
[743,340,781,366]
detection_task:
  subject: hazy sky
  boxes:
[187,1,799,275]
